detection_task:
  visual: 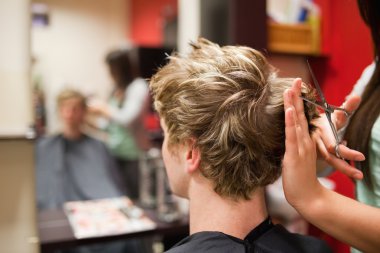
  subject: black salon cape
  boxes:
[166,218,332,253]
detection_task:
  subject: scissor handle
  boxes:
[334,144,342,159]
[329,106,352,118]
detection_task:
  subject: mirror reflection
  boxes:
[32,1,181,252]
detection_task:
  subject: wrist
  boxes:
[292,182,327,220]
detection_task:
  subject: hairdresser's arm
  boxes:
[88,79,148,126]
[282,79,380,253]
[107,80,149,126]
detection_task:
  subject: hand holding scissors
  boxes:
[301,61,365,179]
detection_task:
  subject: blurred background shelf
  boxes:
[268,22,320,55]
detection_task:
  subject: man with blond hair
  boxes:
[36,89,124,210]
[36,89,150,252]
[150,38,332,253]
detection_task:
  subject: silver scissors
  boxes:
[301,60,351,159]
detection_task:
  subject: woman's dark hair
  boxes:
[105,48,140,90]
[345,0,380,190]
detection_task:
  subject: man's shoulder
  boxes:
[36,134,61,150]
[166,225,332,253]
[254,224,333,253]
[165,231,245,253]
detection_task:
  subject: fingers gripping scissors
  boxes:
[301,61,351,159]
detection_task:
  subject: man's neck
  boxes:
[188,174,268,239]
[62,127,82,140]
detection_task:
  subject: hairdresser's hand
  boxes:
[312,95,365,180]
[282,78,323,207]
[87,99,110,118]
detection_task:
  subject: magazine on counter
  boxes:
[64,196,156,239]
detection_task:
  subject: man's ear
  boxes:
[185,139,201,173]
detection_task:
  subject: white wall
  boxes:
[31,0,129,133]
[0,1,38,252]
[178,0,200,54]
[0,0,32,136]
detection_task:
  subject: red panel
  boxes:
[130,0,177,47]
[314,0,332,55]
[313,0,372,105]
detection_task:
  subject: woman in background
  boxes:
[89,48,150,200]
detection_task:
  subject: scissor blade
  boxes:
[306,60,328,106]
[325,112,341,144]
[300,96,334,114]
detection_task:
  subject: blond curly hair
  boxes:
[150,38,318,200]
[56,89,87,109]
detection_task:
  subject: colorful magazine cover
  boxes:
[64,196,156,239]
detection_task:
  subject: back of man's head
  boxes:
[150,38,318,200]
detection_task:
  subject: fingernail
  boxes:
[354,172,363,180]
[287,107,294,120]
[296,78,302,87]
[355,155,365,161]
[288,90,293,99]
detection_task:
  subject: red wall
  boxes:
[130,0,177,47]
[313,0,373,105]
